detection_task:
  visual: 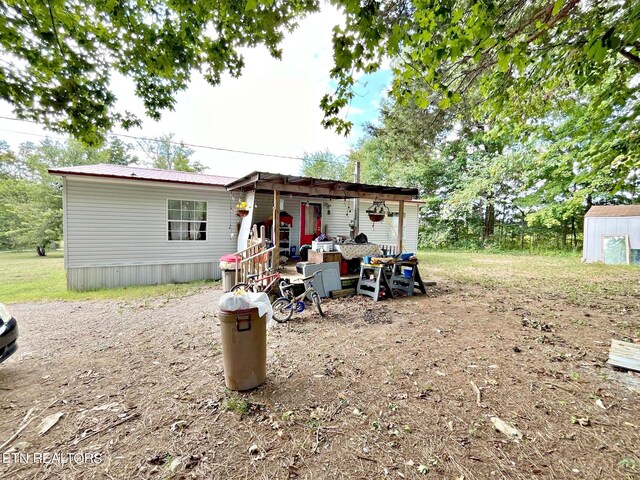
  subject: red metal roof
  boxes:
[48,164,237,187]
[585,205,640,217]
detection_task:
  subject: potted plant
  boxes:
[366,200,389,222]
[235,200,249,217]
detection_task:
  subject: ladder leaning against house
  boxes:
[233,225,276,285]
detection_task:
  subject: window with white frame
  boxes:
[167,200,207,241]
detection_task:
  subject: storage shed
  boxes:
[583,205,640,264]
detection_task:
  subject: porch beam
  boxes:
[259,181,416,202]
[226,172,261,191]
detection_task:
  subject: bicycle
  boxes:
[231,268,289,297]
[272,271,324,322]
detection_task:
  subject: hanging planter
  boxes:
[235,200,249,217]
[366,200,390,223]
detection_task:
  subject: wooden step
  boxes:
[330,288,356,299]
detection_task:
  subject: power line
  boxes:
[117,132,304,161]
[0,115,304,161]
[0,127,66,141]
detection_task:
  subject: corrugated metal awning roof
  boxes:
[225,171,420,201]
[48,164,237,186]
[585,205,640,217]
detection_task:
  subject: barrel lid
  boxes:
[219,307,258,314]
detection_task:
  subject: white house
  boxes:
[50,164,421,290]
[583,205,640,264]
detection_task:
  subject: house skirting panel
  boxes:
[67,262,222,291]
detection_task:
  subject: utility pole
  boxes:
[352,161,360,238]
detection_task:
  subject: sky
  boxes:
[0,5,391,178]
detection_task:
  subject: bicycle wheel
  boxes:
[230,282,250,293]
[311,292,324,317]
[272,297,294,323]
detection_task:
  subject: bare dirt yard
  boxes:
[1,253,639,479]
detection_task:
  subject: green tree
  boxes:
[324,0,640,150]
[0,137,138,254]
[138,134,204,172]
[1,0,637,151]
[0,179,61,255]
[350,38,640,249]
[301,151,350,181]
[0,0,318,144]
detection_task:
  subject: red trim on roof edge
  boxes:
[48,167,236,187]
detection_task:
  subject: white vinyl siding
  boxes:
[282,196,302,250]
[319,198,354,241]
[322,199,420,252]
[64,177,236,268]
[67,262,223,290]
[245,194,419,252]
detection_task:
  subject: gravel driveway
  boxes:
[1,282,639,479]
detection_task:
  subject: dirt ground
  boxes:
[1,263,639,479]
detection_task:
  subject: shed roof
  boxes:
[48,164,237,187]
[226,171,420,202]
[585,205,640,218]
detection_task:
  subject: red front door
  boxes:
[300,202,322,246]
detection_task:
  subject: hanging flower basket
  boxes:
[235,200,249,217]
[366,200,390,223]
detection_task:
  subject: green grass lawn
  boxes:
[2,249,638,306]
[0,251,214,304]
[418,250,640,305]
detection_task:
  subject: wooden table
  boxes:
[334,243,381,260]
[308,250,342,264]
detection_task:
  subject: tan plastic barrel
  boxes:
[218,308,266,391]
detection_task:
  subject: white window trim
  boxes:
[601,233,630,264]
[166,198,209,242]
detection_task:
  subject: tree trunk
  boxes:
[483,203,495,241]
[519,210,526,250]
[36,246,46,256]
[571,216,577,248]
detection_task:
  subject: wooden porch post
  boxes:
[397,200,404,253]
[273,191,280,269]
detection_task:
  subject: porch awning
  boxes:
[225,171,419,202]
